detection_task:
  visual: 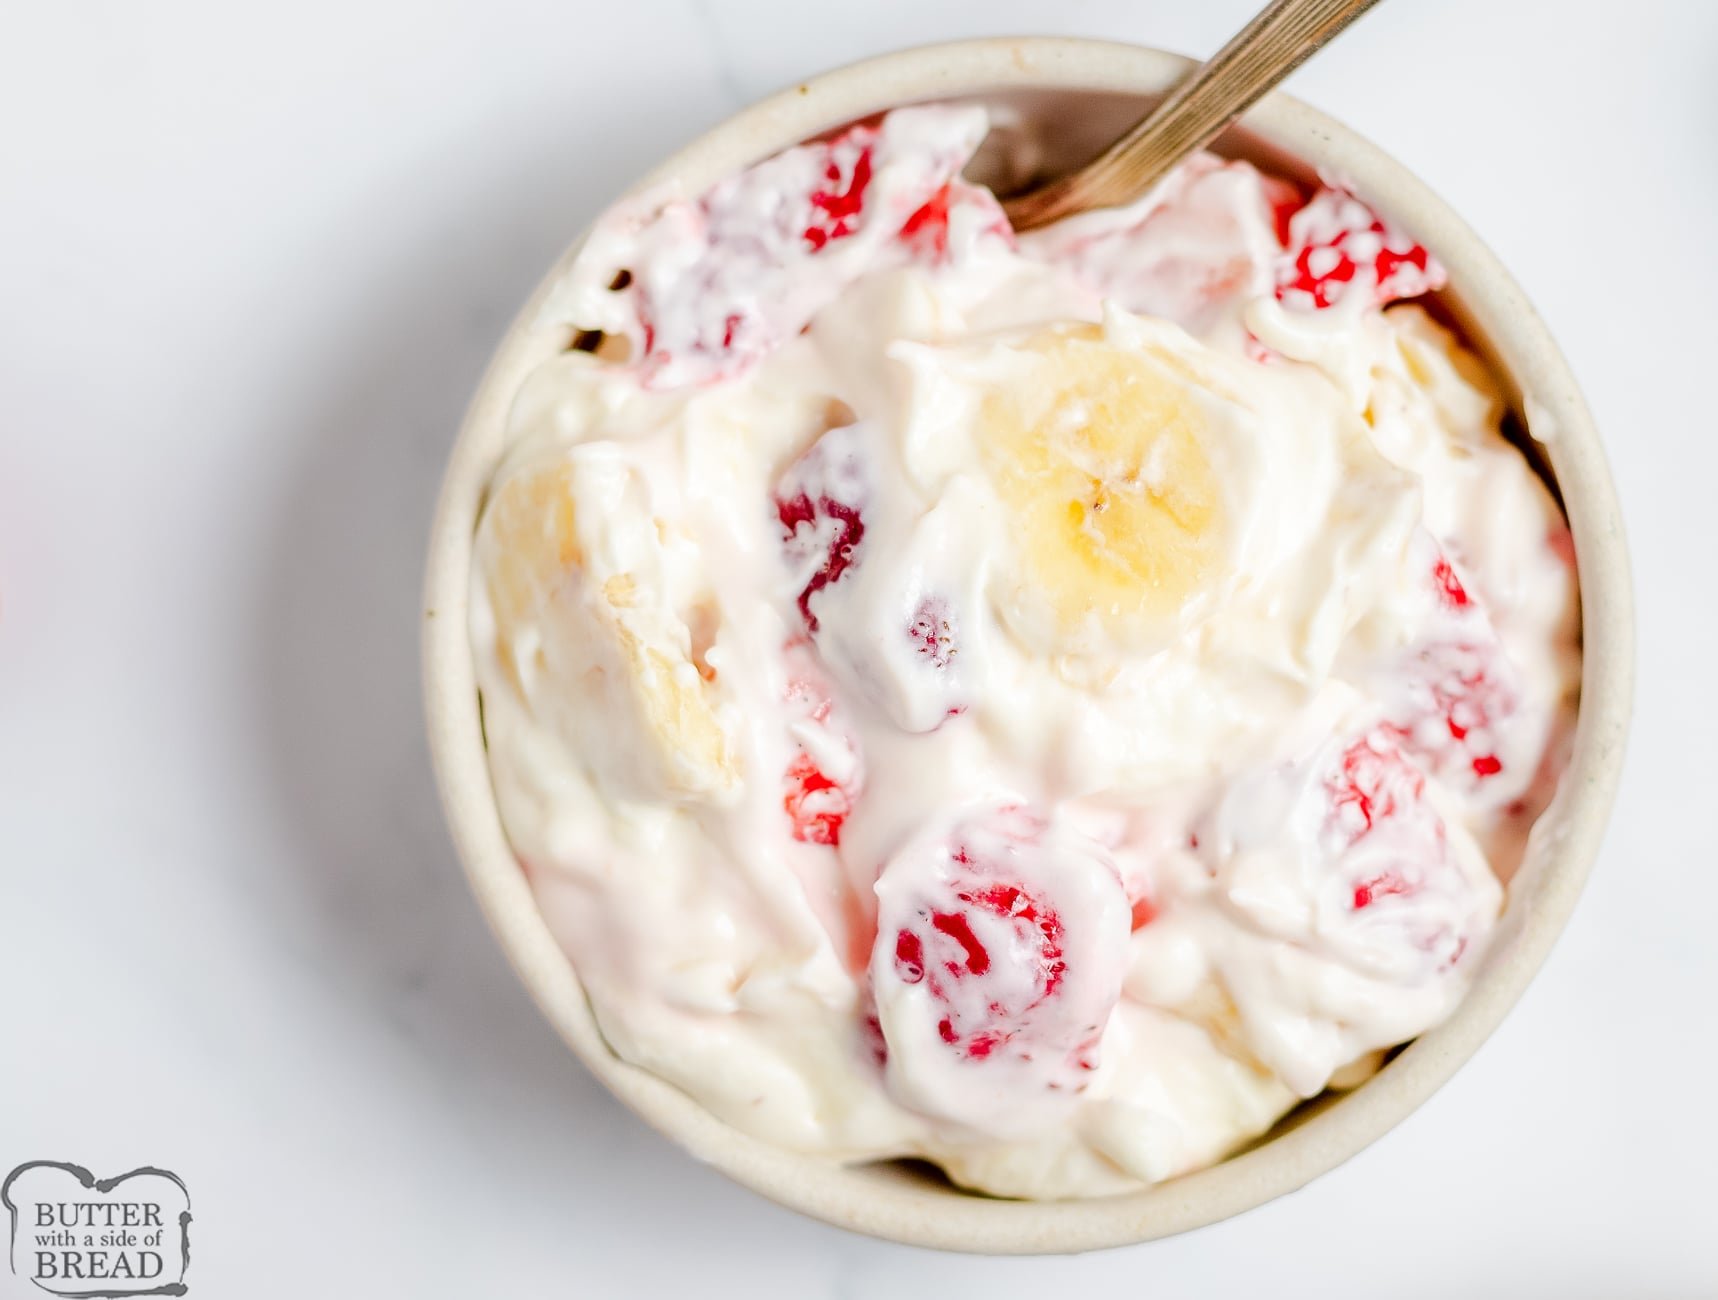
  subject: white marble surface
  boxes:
[2,1,1712,1294]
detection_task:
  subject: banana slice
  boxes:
[474,443,739,804]
[979,326,1232,657]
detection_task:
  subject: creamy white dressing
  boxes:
[469,106,1580,1198]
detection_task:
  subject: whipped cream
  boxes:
[469,106,1580,1198]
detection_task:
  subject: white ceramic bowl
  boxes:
[422,37,1633,1253]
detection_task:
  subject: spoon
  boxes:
[1002,0,1384,232]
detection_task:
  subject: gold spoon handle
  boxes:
[1003,0,1385,231]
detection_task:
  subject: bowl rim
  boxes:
[421,35,1634,1254]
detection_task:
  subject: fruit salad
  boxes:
[468,106,1580,1198]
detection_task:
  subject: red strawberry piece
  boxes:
[907,596,957,670]
[1379,546,1523,797]
[632,262,761,391]
[615,113,988,390]
[1315,729,1475,968]
[775,423,870,632]
[871,804,1130,1123]
[898,179,1012,262]
[783,752,851,846]
[899,181,951,258]
[1201,726,1498,1066]
[780,643,862,848]
[821,583,972,734]
[1322,728,1431,852]
[1276,186,1445,312]
[1385,638,1519,790]
[1432,552,1472,609]
[888,852,1064,1060]
[778,428,972,732]
[776,494,864,632]
[802,129,877,251]
[1350,870,1414,910]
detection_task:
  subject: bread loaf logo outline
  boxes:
[1,1162,191,1298]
